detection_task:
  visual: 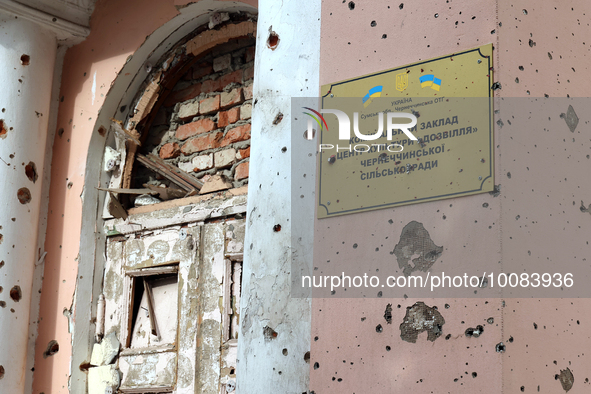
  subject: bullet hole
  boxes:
[353,243,358,249]
[0,119,7,139]
[434,13,439,18]
[515,77,520,83]
[399,3,404,9]
[272,112,283,125]
[384,303,393,324]
[489,184,501,197]
[388,219,393,224]
[273,224,281,232]
[472,372,477,378]
[314,362,319,370]
[533,322,538,329]
[382,34,387,39]
[304,351,310,363]
[0,365,3,379]
[393,221,443,276]
[20,54,30,65]
[508,336,514,343]
[465,325,484,338]
[495,342,505,353]
[263,326,278,341]
[348,1,355,10]
[491,82,502,90]
[0,260,4,268]
[98,126,106,137]
[328,155,336,164]
[521,386,525,392]
[281,146,287,153]
[386,346,391,351]
[10,285,22,302]
[282,348,288,356]
[267,30,279,50]
[303,128,316,140]
[519,66,524,71]
[58,128,64,138]
[528,39,536,47]
[25,162,38,183]
[444,304,450,309]
[376,324,383,333]
[506,172,511,179]
[0,301,5,308]
[79,362,91,372]
[487,317,494,324]
[400,302,445,343]
[370,21,377,27]
[43,340,59,358]
[445,334,451,340]
[491,29,496,34]
[314,336,318,341]
[67,182,73,189]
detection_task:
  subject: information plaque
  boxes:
[317,44,494,218]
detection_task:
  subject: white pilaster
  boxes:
[0,13,57,394]
[237,0,321,392]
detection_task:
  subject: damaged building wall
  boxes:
[31,1,257,393]
[311,0,591,393]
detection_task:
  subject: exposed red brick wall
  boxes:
[147,39,254,192]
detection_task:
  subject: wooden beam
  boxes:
[136,153,203,192]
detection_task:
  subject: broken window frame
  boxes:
[121,264,180,356]
[222,256,242,343]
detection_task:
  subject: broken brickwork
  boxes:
[138,40,254,194]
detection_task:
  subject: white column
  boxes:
[236,0,321,392]
[0,13,57,394]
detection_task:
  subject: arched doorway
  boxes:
[73,3,256,392]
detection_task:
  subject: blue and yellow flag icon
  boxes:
[419,74,442,91]
[362,86,383,107]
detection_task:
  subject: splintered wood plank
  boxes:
[136,153,203,191]
[143,279,161,341]
[108,192,128,220]
[110,119,142,146]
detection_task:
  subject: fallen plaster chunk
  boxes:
[88,365,120,394]
[91,332,120,366]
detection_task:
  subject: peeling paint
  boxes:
[393,221,443,276]
[400,302,445,343]
[557,367,574,392]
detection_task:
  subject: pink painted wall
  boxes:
[32,0,256,393]
[312,0,591,393]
